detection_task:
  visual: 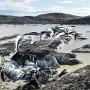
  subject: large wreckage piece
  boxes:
[15,27,77,52]
[51,52,82,65]
[5,38,81,82]
[12,34,82,67]
[0,29,82,83]
[51,26,76,35]
[0,38,62,81]
[17,38,62,53]
[0,56,38,81]
[11,45,81,68]
[72,44,90,53]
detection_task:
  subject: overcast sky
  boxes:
[0,0,90,16]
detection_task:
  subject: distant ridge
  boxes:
[65,16,90,24]
[0,13,89,24]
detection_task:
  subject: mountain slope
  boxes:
[35,13,80,24]
[0,13,80,24]
[65,16,90,24]
[1,13,90,24]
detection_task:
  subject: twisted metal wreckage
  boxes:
[0,26,84,89]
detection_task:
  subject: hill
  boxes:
[35,13,80,24]
[1,13,90,24]
[0,13,80,24]
[65,16,90,24]
[38,65,90,90]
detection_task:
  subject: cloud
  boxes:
[0,0,90,16]
[11,6,65,16]
[62,8,90,16]
[42,6,64,12]
[0,0,65,15]
[40,6,90,16]
[9,0,37,3]
[55,0,74,3]
[80,0,86,2]
[39,6,90,16]
[0,0,38,13]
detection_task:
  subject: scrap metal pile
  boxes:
[0,26,84,90]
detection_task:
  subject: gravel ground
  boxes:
[38,65,90,90]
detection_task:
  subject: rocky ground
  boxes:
[0,80,26,90]
[37,65,90,90]
[0,65,90,90]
